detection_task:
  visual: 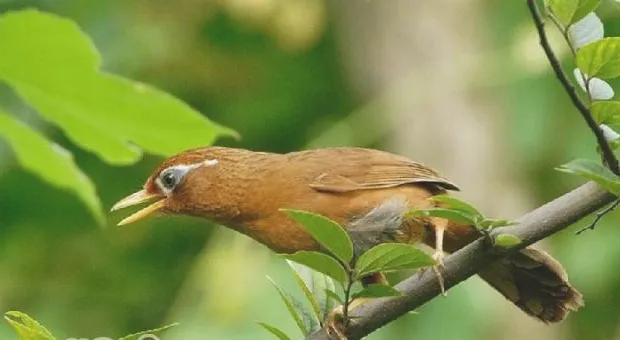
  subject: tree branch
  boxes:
[305,2,620,339]
[307,182,614,340]
[525,0,620,175]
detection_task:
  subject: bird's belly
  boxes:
[241,217,320,254]
[239,185,439,254]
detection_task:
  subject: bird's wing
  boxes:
[298,148,460,193]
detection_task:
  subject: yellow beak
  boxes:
[111,190,165,226]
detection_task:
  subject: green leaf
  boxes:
[319,275,337,321]
[355,244,436,279]
[267,277,316,336]
[429,195,484,219]
[117,323,179,340]
[576,38,620,79]
[324,289,343,304]
[592,101,620,125]
[4,311,56,340]
[0,112,103,224]
[494,234,522,249]
[556,159,620,195]
[257,323,293,340]
[286,259,338,323]
[572,0,601,24]
[351,284,402,300]
[282,209,354,264]
[286,261,325,327]
[406,208,477,225]
[287,260,321,324]
[0,10,236,165]
[546,0,601,26]
[283,251,348,283]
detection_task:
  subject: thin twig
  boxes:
[526,0,620,175]
[576,197,620,234]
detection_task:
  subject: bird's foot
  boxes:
[432,250,447,296]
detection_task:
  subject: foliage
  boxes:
[0,10,235,223]
[408,195,514,231]
[544,1,620,197]
[4,311,177,340]
[354,244,436,278]
[557,159,620,195]
[545,0,601,26]
[1,1,620,340]
[282,210,353,264]
[262,210,436,339]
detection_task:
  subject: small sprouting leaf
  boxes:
[557,159,620,195]
[257,323,293,340]
[355,244,436,279]
[117,323,179,340]
[494,234,522,249]
[282,209,353,264]
[351,284,402,300]
[573,68,614,99]
[592,101,620,125]
[600,124,620,141]
[546,0,601,26]
[324,289,343,304]
[576,38,620,79]
[568,12,604,49]
[407,208,477,225]
[429,195,484,218]
[4,311,56,340]
[0,112,103,224]
[479,219,515,229]
[283,251,348,283]
[267,277,317,336]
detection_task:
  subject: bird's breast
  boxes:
[234,184,440,254]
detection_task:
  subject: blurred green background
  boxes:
[1,1,620,339]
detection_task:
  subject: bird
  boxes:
[112,146,583,325]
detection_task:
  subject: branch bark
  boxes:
[307,182,614,340]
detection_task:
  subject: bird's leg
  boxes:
[432,223,447,295]
[324,273,388,339]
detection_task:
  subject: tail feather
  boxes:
[478,247,584,323]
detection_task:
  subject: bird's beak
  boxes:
[111,190,165,226]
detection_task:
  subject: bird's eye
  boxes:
[156,160,217,195]
[161,171,177,189]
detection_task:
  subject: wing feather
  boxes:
[288,148,459,193]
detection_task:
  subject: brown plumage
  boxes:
[112,146,583,323]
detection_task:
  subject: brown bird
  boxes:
[112,146,583,324]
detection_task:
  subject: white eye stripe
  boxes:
[204,159,219,167]
[155,177,173,197]
[155,158,218,196]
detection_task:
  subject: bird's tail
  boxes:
[478,247,584,322]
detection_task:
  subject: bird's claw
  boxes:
[432,251,447,296]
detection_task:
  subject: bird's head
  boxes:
[111,148,225,226]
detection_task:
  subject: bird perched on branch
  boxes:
[112,146,583,324]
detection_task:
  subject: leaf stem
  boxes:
[341,268,355,331]
[526,0,620,175]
